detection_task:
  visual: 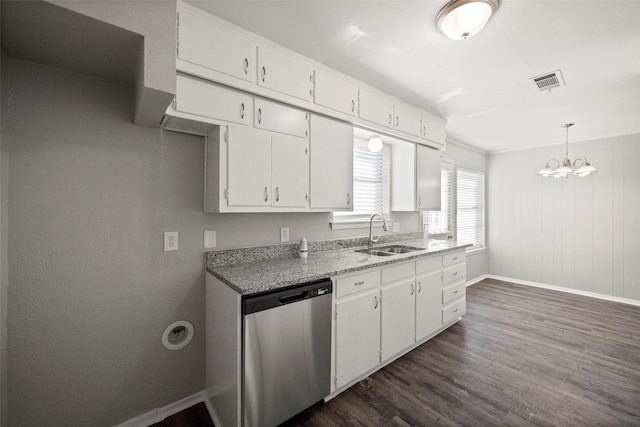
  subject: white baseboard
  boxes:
[115,390,207,427]
[487,274,640,307]
[466,274,488,287]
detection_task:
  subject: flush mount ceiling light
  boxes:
[436,0,500,40]
[538,123,597,178]
[368,136,383,153]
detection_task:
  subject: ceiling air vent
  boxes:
[530,70,565,92]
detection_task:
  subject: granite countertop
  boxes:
[207,237,470,296]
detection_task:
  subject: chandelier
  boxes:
[538,123,597,178]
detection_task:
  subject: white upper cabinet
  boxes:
[174,75,251,126]
[421,110,447,149]
[416,144,441,210]
[177,9,254,84]
[257,46,314,102]
[314,70,358,116]
[394,101,422,138]
[271,134,309,208]
[227,126,272,207]
[358,89,394,129]
[254,98,309,139]
[309,115,353,210]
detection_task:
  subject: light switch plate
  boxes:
[164,231,178,252]
[204,230,217,249]
[280,227,289,243]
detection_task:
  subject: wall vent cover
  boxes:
[530,70,565,92]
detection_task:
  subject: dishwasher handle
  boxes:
[279,291,309,305]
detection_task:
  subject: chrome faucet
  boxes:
[369,213,389,250]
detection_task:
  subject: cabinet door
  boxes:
[271,135,308,207]
[394,101,422,138]
[359,89,393,128]
[416,144,441,210]
[421,112,447,149]
[309,115,353,210]
[335,290,380,389]
[314,70,358,116]
[257,46,314,102]
[415,270,442,341]
[227,126,271,206]
[381,281,416,361]
[177,10,253,83]
[254,99,309,138]
[175,75,251,126]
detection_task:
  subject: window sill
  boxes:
[466,246,486,255]
[330,219,394,231]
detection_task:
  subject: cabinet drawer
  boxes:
[335,270,380,299]
[442,298,466,324]
[443,264,465,285]
[381,262,415,284]
[314,70,358,116]
[442,280,466,304]
[175,76,251,126]
[443,250,465,267]
[358,89,393,128]
[415,255,442,274]
[254,99,308,138]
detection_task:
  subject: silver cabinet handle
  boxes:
[351,100,355,112]
[261,66,266,82]
[257,108,262,124]
[453,308,459,313]
[418,282,422,293]
[354,281,365,286]
[453,272,458,276]
[347,192,350,205]
[453,290,459,294]
[264,187,268,202]
[388,114,392,125]
[240,103,245,119]
[374,296,378,309]
[418,196,422,207]
[396,116,399,127]
[453,257,458,261]
[411,284,415,295]
[243,58,249,75]
[275,187,280,202]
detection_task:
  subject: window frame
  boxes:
[456,167,485,251]
[424,158,455,238]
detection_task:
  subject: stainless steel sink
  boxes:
[355,245,423,256]
[355,249,398,256]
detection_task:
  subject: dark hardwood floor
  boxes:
[157,279,640,426]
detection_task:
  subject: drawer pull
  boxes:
[374,296,378,309]
[243,58,249,74]
[240,103,245,119]
[453,272,458,276]
[261,66,266,82]
[453,257,458,261]
[453,290,459,294]
[354,280,365,286]
[453,308,458,313]
[257,108,262,124]
[418,282,422,293]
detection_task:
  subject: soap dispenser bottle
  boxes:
[299,238,308,258]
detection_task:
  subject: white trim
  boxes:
[446,139,488,155]
[487,275,640,307]
[114,390,207,427]
[466,274,489,287]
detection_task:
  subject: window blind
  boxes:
[424,165,454,235]
[456,168,484,248]
[350,144,390,215]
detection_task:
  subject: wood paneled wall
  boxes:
[487,133,640,302]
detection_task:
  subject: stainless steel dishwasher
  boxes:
[242,278,332,427]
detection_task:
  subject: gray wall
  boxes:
[3,56,423,426]
[443,141,489,282]
[487,134,640,302]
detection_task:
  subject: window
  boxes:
[456,168,484,249]
[424,160,454,236]
[334,136,390,221]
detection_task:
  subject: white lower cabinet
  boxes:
[332,250,466,394]
[381,280,416,361]
[335,288,380,390]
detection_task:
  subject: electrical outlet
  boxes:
[164,231,178,252]
[280,227,290,243]
[393,222,400,232]
[204,230,216,249]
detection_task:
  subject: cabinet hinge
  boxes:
[334,309,338,319]
[224,131,229,143]
[224,188,229,199]
[334,376,338,389]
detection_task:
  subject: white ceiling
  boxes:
[186,0,640,153]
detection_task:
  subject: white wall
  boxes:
[488,134,640,302]
[444,141,489,282]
